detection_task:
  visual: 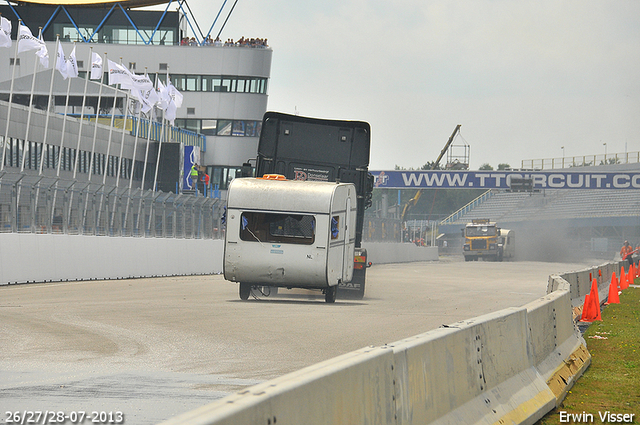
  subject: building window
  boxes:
[201,119,217,136]
[172,119,262,138]
[185,75,200,91]
[10,58,20,66]
[217,120,232,136]
[61,27,95,42]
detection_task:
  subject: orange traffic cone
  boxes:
[580,294,592,322]
[605,272,620,305]
[620,267,629,290]
[580,279,602,322]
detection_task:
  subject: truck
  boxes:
[462,219,515,262]
[223,112,374,301]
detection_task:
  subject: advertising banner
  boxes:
[370,170,640,190]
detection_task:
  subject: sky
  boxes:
[176,0,640,170]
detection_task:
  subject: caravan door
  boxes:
[342,196,352,283]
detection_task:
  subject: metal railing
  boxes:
[439,189,494,225]
[0,171,223,239]
[521,151,640,170]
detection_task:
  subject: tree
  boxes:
[421,161,443,170]
[600,158,620,166]
[497,163,511,170]
[479,163,493,170]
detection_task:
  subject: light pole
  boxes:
[603,142,607,156]
[561,146,565,168]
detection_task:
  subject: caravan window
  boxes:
[240,212,315,245]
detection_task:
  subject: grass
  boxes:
[536,281,640,424]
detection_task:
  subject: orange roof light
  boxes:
[259,174,287,181]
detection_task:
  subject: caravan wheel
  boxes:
[239,283,251,300]
[325,286,337,303]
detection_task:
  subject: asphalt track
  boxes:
[0,256,598,424]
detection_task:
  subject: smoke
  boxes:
[510,221,581,263]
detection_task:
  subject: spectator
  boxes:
[190,163,199,192]
[184,35,269,48]
[620,240,634,266]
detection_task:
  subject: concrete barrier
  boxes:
[391,308,555,425]
[0,233,223,285]
[524,288,590,405]
[549,261,625,310]
[160,345,396,425]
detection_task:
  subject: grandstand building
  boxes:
[0,0,270,235]
[0,0,272,190]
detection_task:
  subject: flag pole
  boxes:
[16,26,47,212]
[152,67,172,196]
[1,19,22,172]
[39,34,61,175]
[111,66,145,231]
[50,41,74,229]
[73,45,93,234]
[56,51,73,177]
[93,57,123,231]
[72,44,92,180]
[152,99,166,194]
[98,61,132,231]
[87,48,104,179]
[21,27,45,172]
[134,79,156,232]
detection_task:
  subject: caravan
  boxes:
[223,176,357,303]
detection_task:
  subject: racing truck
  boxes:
[224,112,374,301]
[462,219,515,262]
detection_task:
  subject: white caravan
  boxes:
[224,177,358,303]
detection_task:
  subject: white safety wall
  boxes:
[0,235,436,285]
[0,233,223,285]
[362,242,438,264]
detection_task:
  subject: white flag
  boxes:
[0,16,11,48]
[66,45,78,78]
[132,89,153,114]
[165,99,177,125]
[157,79,171,111]
[145,84,160,106]
[132,75,161,114]
[166,79,183,108]
[35,33,49,68]
[56,42,68,79]
[18,25,45,54]
[120,68,153,91]
[107,59,132,86]
[90,52,102,80]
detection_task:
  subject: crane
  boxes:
[400,124,461,223]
